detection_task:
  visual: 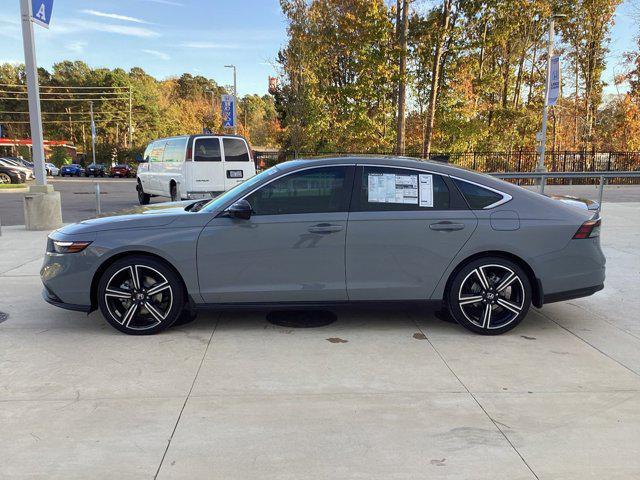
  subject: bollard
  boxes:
[95,182,102,215]
[597,175,605,215]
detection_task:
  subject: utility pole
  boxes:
[89,101,96,165]
[225,64,237,135]
[395,0,408,156]
[537,13,566,188]
[128,86,133,148]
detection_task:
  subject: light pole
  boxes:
[537,13,566,190]
[224,64,237,135]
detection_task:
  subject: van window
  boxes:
[163,137,188,163]
[194,138,221,162]
[223,138,250,162]
[143,144,153,162]
[149,141,166,163]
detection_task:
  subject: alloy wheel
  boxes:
[457,264,525,330]
[104,264,173,331]
[0,173,11,184]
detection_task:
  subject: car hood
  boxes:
[56,200,199,234]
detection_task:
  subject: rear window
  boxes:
[194,138,221,162]
[223,138,250,162]
[453,179,505,209]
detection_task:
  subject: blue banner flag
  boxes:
[221,94,235,128]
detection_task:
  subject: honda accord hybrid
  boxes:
[41,157,605,335]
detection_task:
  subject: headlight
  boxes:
[50,240,92,254]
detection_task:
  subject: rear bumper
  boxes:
[543,284,604,304]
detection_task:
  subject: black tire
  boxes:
[170,183,178,202]
[97,255,185,335]
[137,181,151,205]
[446,256,531,335]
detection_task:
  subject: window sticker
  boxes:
[419,174,434,207]
[368,173,418,204]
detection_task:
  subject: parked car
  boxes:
[5,156,34,169]
[59,164,85,177]
[0,158,34,179]
[86,163,107,177]
[45,163,60,176]
[0,165,27,184]
[42,157,605,336]
[109,164,133,178]
[136,134,255,204]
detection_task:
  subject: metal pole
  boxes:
[128,87,132,148]
[95,182,101,215]
[597,175,605,215]
[90,101,96,165]
[232,66,237,135]
[19,0,46,186]
[537,17,555,191]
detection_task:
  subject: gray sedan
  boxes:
[41,157,605,335]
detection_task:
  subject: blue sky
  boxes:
[0,0,636,96]
[0,0,286,96]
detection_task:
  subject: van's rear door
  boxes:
[221,137,256,190]
[191,137,225,194]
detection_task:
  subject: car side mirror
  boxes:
[227,199,252,220]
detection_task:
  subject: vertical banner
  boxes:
[221,94,235,128]
[547,55,561,106]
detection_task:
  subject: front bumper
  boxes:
[42,287,91,313]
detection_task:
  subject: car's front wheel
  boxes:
[447,257,531,335]
[97,256,185,335]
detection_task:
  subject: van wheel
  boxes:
[137,181,150,205]
[170,183,178,202]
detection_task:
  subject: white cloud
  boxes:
[181,41,243,49]
[81,9,150,24]
[142,49,170,60]
[67,41,87,53]
[81,20,160,38]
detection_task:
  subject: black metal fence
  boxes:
[253,150,640,185]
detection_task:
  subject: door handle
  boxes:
[308,223,344,234]
[429,221,465,232]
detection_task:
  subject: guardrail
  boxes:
[489,171,640,213]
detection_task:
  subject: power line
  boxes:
[0,110,129,115]
[0,91,128,96]
[0,97,130,101]
[0,83,129,90]
[0,119,128,124]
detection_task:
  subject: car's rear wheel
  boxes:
[137,181,150,205]
[447,257,531,335]
[98,256,185,335]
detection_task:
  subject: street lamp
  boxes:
[224,64,237,135]
[537,13,567,191]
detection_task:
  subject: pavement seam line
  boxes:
[536,308,640,378]
[409,313,540,480]
[153,314,221,480]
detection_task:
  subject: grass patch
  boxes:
[0,184,27,190]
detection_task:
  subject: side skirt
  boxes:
[193,299,444,312]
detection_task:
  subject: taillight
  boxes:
[573,218,601,239]
[186,147,192,161]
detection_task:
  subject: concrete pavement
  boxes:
[0,203,639,479]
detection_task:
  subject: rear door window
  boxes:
[453,179,505,209]
[222,138,250,162]
[194,138,221,162]
[354,166,450,211]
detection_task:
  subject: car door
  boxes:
[346,165,478,301]
[189,137,225,194]
[197,165,355,303]
[221,137,256,190]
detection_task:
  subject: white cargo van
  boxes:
[136,134,256,204]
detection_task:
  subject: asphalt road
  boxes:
[0,177,638,226]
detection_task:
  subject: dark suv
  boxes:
[86,164,107,177]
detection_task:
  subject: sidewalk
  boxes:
[1,204,639,479]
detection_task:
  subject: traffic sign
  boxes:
[221,94,235,128]
[31,0,54,29]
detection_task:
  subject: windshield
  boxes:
[199,166,280,213]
